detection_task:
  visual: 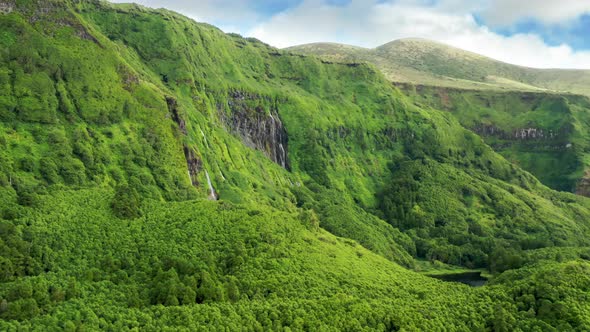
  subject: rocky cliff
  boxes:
[396,83,587,193]
[472,123,566,141]
[167,97,202,187]
[220,90,290,170]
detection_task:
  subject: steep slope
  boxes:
[2,0,590,330]
[78,1,590,270]
[397,85,590,194]
[287,38,590,96]
[289,39,590,196]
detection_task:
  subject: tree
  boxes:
[0,299,7,313]
[111,185,141,219]
[299,209,320,231]
[16,186,36,207]
[226,276,240,302]
[492,304,516,332]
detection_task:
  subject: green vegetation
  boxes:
[289,40,590,195]
[398,85,590,193]
[287,38,590,96]
[2,0,590,330]
[3,190,590,330]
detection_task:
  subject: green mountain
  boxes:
[397,86,590,194]
[288,39,590,196]
[2,1,590,330]
[287,38,590,96]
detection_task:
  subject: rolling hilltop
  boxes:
[289,39,590,196]
[287,38,590,96]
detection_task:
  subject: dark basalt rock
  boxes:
[221,91,290,170]
[576,171,590,197]
[323,125,413,150]
[0,1,14,14]
[167,97,187,135]
[4,0,101,45]
[167,97,202,187]
[472,123,565,141]
[183,146,202,187]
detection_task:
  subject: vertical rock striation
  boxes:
[221,91,290,170]
[167,97,202,187]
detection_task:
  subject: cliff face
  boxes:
[221,91,290,170]
[167,97,202,187]
[0,1,14,14]
[576,171,590,197]
[472,124,565,141]
[3,0,100,44]
[397,84,588,194]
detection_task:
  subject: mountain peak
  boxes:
[380,37,441,46]
[288,38,590,96]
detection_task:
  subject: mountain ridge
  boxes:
[288,38,590,197]
[287,38,590,96]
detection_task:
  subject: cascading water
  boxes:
[205,170,218,200]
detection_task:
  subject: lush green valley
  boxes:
[2,0,590,330]
[289,39,590,198]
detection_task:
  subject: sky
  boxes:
[109,0,590,69]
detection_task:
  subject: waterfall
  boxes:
[205,170,218,200]
[216,162,227,180]
[200,129,210,150]
[278,143,286,169]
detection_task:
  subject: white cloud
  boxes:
[248,0,590,69]
[478,0,590,26]
[108,0,590,69]
[108,0,261,31]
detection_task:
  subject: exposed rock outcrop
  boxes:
[168,97,186,135]
[0,1,14,14]
[183,146,202,187]
[576,171,590,197]
[4,0,100,44]
[472,124,504,137]
[472,123,560,141]
[324,125,413,150]
[513,128,555,140]
[221,90,290,170]
[167,97,202,187]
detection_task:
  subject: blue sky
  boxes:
[492,14,590,50]
[110,0,590,69]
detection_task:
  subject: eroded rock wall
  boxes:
[167,97,202,187]
[220,90,290,170]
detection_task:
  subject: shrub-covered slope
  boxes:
[79,0,590,270]
[5,190,590,330]
[2,0,590,330]
[289,39,590,198]
[397,84,590,194]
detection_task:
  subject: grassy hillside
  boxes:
[397,84,590,194]
[287,38,590,96]
[2,0,590,330]
[289,39,590,196]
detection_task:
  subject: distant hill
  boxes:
[287,38,590,96]
[288,39,590,196]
